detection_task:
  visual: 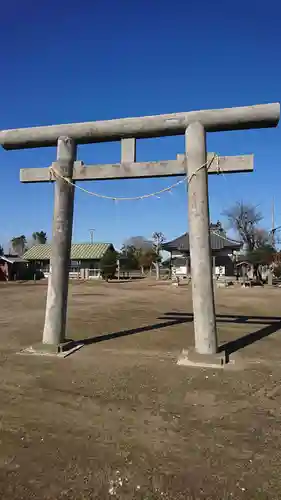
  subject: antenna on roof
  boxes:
[89,228,95,244]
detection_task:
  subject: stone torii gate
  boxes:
[0,102,279,362]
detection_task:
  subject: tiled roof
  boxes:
[163,231,242,252]
[0,256,27,263]
[23,243,113,261]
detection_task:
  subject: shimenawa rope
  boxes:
[49,153,220,202]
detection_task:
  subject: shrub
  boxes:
[100,250,117,281]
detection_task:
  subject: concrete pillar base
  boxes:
[17,340,83,358]
[177,348,232,369]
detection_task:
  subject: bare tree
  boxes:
[223,202,268,251]
[254,228,271,248]
[123,236,152,250]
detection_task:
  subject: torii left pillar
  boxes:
[42,136,78,353]
[186,122,217,356]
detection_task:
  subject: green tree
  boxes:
[152,232,165,280]
[242,244,275,283]
[138,248,158,274]
[119,245,139,271]
[247,244,275,266]
[100,249,117,281]
[11,235,27,256]
[32,231,47,244]
[0,245,4,256]
[120,233,166,278]
[121,237,153,274]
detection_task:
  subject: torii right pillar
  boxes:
[179,121,226,367]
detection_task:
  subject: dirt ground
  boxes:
[1,279,281,499]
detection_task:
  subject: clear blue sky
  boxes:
[1,0,280,251]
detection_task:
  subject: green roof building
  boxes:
[23,242,115,279]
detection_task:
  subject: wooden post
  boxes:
[268,270,273,286]
[185,255,189,278]
[117,259,120,281]
[242,265,246,286]
[212,256,216,278]
[186,123,218,355]
[42,137,76,346]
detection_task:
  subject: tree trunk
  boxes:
[155,261,160,280]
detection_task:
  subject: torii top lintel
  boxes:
[0,102,279,150]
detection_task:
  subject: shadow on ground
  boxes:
[160,312,281,359]
[73,311,281,359]
[76,317,193,346]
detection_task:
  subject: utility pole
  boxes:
[272,198,275,247]
[89,228,95,244]
[271,225,281,247]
